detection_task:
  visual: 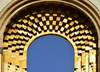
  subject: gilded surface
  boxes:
[3,3,97,72]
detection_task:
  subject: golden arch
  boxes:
[0,0,100,72]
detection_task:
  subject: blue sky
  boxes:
[27,35,74,72]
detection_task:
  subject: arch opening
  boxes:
[2,1,98,72]
[27,35,74,72]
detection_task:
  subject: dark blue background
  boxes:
[27,35,74,72]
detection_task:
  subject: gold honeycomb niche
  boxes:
[2,1,98,72]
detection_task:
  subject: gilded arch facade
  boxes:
[0,0,100,72]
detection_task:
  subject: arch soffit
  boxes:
[0,0,100,52]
